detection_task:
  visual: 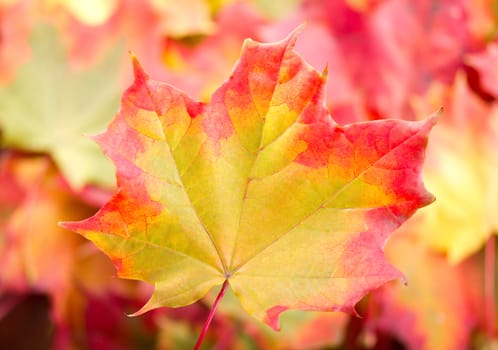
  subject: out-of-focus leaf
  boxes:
[0,22,123,189]
[62,28,435,330]
[162,2,265,101]
[370,226,482,350]
[60,0,240,79]
[53,1,264,102]
[413,73,498,263]
[0,155,92,324]
[467,42,498,99]
[0,153,148,349]
[262,0,474,121]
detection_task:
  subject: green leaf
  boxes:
[0,22,124,189]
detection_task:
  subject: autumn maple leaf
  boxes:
[61,28,436,344]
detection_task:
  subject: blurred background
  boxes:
[0,0,497,349]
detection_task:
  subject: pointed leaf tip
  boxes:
[284,22,306,48]
[322,64,329,78]
[290,22,306,37]
[58,220,77,232]
[433,106,444,121]
[422,107,443,128]
[90,131,108,148]
[130,52,148,81]
[58,221,68,230]
[127,306,148,318]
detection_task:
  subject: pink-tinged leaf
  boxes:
[262,0,475,121]
[467,41,498,99]
[61,28,436,331]
[59,0,166,76]
[370,226,482,350]
[58,0,245,87]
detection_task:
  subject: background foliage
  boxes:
[0,0,497,349]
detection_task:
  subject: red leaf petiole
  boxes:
[194,279,230,350]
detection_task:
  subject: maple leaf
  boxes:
[61,28,435,333]
[0,22,123,189]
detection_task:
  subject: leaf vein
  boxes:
[232,125,427,272]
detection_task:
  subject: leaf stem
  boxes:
[485,234,496,338]
[194,279,229,350]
